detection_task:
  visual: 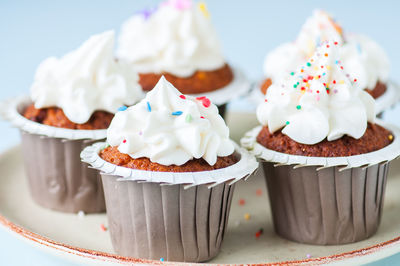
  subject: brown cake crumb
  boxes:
[256,123,393,157]
[139,64,234,94]
[23,104,113,130]
[260,77,387,99]
[100,146,239,172]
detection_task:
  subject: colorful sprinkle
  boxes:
[296,105,301,110]
[202,98,211,108]
[179,95,186,99]
[244,213,251,220]
[239,199,246,206]
[290,72,295,76]
[117,106,127,112]
[285,121,290,125]
[256,189,263,196]
[200,116,205,119]
[123,139,127,143]
[186,114,192,123]
[100,224,107,232]
[160,258,165,262]
[389,135,394,141]
[306,254,312,259]
[255,228,264,238]
[354,79,357,82]
[324,53,328,57]
[334,41,338,45]
[198,2,210,17]
[172,111,183,116]
[306,62,311,67]
[146,101,151,112]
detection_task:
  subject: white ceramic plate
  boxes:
[1,112,400,265]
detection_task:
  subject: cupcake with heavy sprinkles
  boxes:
[116,0,250,116]
[1,30,143,213]
[259,10,393,113]
[242,42,400,245]
[81,77,258,262]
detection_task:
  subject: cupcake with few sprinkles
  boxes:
[116,0,250,117]
[242,41,400,245]
[81,76,258,262]
[258,9,392,113]
[0,30,143,213]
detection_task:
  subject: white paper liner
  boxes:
[247,79,400,115]
[241,119,400,170]
[188,67,252,106]
[0,95,107,140]
[81,142,259,188]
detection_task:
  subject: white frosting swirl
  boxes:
[257,42,375,145]
[263,10,389,91]
[341,33,390,90]
[31,31,143,124]
[116,0,225,77]
[107,76,234,166]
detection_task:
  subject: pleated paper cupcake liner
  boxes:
[1,96,107,213]
[101,175,234,262]
[241,121,400,245]
[81,142,259,188]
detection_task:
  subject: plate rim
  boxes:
[1,145,400,265]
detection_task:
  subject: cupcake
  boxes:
[0,30,143,213]
[81,76,258,262]
[242,41,400,245]
[116,0,250,117]
[257,10,395,113]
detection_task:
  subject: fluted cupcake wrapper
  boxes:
[262,162,388,245]
[0,96,107,213]
[20,131,106,213]
[101,174,234,262]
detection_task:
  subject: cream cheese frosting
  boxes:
[116,0,225,77]
[31,30,143,124]
[257,41,375,145]
[263,9,389,91]
[107,76,234,166]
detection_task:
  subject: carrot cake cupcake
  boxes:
[242,41,400,245]
[81,76,258,262]
[1,30,142,213]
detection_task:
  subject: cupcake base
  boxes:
[20,130,106,213]
[263,162,388,245]
[101,173,235,262]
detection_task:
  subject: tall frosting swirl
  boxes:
[257,41,375,145]
[107,76,234,166]
[116,0,225,77]
[31,31,143,124]
[263,10,389,91]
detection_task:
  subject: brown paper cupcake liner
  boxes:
[101,174,234,262]
[1,96,107,213]
[262,161,388,245]
[81,141,257,261]
[241,121,400,245]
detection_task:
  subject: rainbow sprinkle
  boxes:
[146,102,151,112]
[117,106,127,112]
[172,111,183,116]
[186,114,192,122]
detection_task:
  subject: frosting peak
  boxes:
[31,31,143,124]
[107,76,234,166]
[116,0,225,77]
[257,41,375,145]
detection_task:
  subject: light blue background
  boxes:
[0,1,399,265]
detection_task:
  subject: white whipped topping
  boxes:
[263,10,389,91]
[116,0,225,77]
[257,42,375,145]
[107,76,234,166]
[341,33,390,90]
[31,31,143,124]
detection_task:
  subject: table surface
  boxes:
[1,1,400,265]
